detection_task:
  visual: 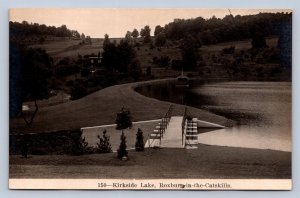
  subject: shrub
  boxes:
[97,130,112,153]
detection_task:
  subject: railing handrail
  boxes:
[149,104,173,147]
[181,107,187,145]
[158,104,173,143]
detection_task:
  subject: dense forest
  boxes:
[156,12,292,45]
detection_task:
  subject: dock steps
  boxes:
[184,118,198,149]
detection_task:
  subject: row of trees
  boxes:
[10,21,87,43]
[124,26,152,43]
[124,12,291,48]
[160,12,291,45]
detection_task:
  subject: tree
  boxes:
[97,130,112,153]
[102,41,118,71]
[70,80,87,100]
[135,128,144,151]
[117,131,128,159]
[103,34,110,50]
[116,40,136,73]
[154,25,164,36]
[128,59,142,81]
[125,31,132,42]
[115,106,132,160]
[9,43,52,124]
[71,30,80,38]
[140,25,151,43]
[102,38,136,72]
[180,35,199,70]
[115,107,133,134]
[81,33,85,40]
[131,29,139,38]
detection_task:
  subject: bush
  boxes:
[69,133,90,155]
[97,130,112,153]
[135,128,144,151]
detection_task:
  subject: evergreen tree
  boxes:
[117,131,128,159]
[135,128,144,151]
[97,130,112,153]
[115,107,133,134]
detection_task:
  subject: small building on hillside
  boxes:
[88,56,102,68]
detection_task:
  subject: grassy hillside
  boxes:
[28,36,290,81]
[29,38,103,62]
[10,79,233,133]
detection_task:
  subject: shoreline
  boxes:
[10,78,234,133]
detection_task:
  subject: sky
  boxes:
[9,8,291,38]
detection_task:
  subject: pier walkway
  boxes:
[144,105,225,149]
[160,116,184,148]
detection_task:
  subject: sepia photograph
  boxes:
[8,8,292,190]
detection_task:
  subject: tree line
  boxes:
[10,21,82,42]
[159,12,291,45]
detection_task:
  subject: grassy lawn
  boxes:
[9,144,291,179]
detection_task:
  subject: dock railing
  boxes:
[159,105,173,143]
[181,107,187,146]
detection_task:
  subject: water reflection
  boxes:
[135,81,291,152]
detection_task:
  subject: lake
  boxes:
[135,81,291,152]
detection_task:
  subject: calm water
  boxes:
[136,81,291,152]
